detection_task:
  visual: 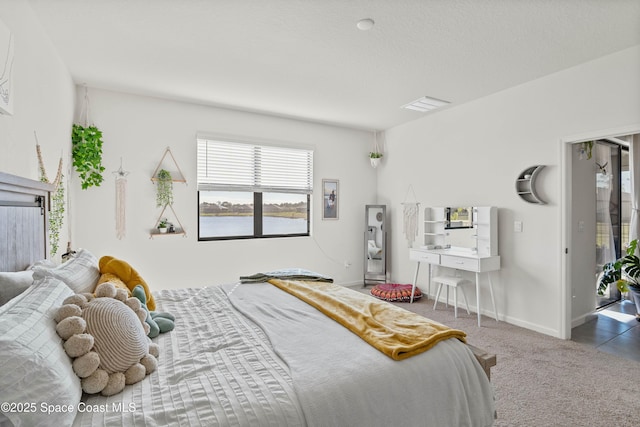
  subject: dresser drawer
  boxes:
[409,249,440,264]
[440,255,479,271]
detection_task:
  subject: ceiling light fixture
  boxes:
[356,18,375,31]
[402,96,450,112]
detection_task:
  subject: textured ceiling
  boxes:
[26,0,640,130]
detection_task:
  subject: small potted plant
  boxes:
[157,218,169,234]
[369,151,383,168]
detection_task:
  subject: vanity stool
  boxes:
[432,275,471,318]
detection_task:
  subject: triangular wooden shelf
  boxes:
[150,204,186,238]
[150,147,187,183]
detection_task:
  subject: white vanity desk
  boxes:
[409,247,500,327]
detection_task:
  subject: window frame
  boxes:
[197,136,312,241]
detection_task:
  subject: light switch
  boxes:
[514,221,523,233]
[578,221,585,232]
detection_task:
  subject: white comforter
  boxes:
[73,285,306,426]
[73,283,494,427]
[224,282,495,427]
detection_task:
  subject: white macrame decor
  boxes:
[113,159,129,240]
[401,185,420,248]
[403,203,419,248]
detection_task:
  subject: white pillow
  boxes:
[0,271,34,306]
[32,248,99,294]
[0,276,81,427]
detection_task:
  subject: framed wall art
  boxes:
[0,18,14,115]
[322,179,339,220]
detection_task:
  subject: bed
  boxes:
[0,172,496,427]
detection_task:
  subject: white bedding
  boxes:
[73,285,306,426]
[224,282,495,427]
[73,283,494,427]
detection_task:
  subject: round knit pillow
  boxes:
[54,282,159,396]
[370,283,421,302]
[83,298,148,373]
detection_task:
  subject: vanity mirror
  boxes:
[364,205,387,285]
[445,207,473,229]
[422,207,498,256]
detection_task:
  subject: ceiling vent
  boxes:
[402,96,450,112]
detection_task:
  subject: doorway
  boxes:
[594,140,630,309]
[562,126,639,340]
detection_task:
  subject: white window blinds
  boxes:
[197,138,313,194]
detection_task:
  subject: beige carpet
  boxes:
[356,286,640,427]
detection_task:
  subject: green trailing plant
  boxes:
[580,140,594,160]
[48,176,65,256]
[36,143,65,256]
[369,152,383,159]
[597,239,640,296]
[156,169,174,207]
[71,124,106,189]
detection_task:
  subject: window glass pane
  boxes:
[199,191,254,238]
[621,149,631,250]
[262,193,308,235]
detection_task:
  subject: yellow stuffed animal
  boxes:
[97,272,131,295]
[98,256,156,311]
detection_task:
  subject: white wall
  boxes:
[379,45,640,337]
[0,0,75,260]
[70,88,376,289]
[570,143,597,326]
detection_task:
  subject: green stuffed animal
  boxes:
[132,285,175,338]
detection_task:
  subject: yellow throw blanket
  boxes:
[268,279,467,361]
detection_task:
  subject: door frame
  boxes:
[560,124,640,339]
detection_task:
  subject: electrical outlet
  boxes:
[514,221,523,233]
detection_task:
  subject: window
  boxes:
[197,137,313,240]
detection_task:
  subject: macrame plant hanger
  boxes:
[401,185,420,248]
[79,84,91,127]
[113,158,129,240]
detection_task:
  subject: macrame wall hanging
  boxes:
[35,132,65,256]
[113,158,129,240]
[401,185,420,248]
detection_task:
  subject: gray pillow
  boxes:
[0,271,34,306]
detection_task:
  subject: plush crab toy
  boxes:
[54,282,160,396]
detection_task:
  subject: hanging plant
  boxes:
[36,141,65,256]
[580,141,594,160]
[369,131,383,167]
[156,169,174,207]
[71,124,106,189]
[48,176,65,256]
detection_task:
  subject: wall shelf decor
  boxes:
[151,147,186,183]
[150,204,186,238]
[150,147,187,237]
[515,165,546,204]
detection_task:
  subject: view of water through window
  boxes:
[199,191,308,238]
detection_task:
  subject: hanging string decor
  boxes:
[35,133,65,256]
[403,203,419,247]
[401,185,420,248]
[113,159,129,240]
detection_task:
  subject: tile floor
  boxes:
[571,299,640,363]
